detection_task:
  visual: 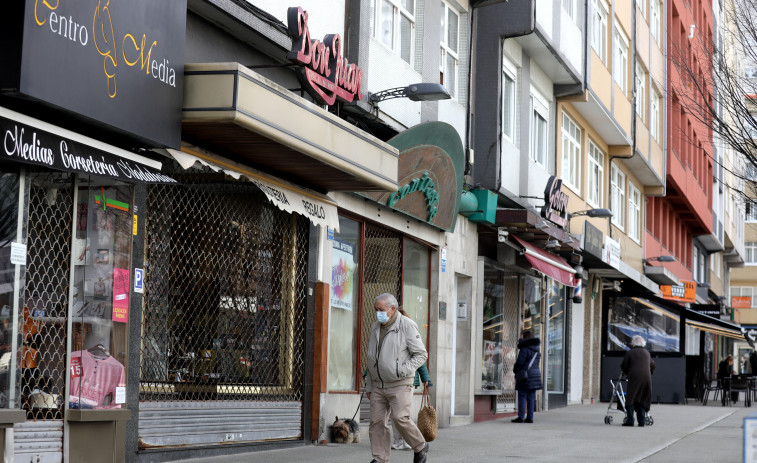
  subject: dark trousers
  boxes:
[626,402,646,426]
[517,389,536,420]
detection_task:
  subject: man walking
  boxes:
[365,293,430,463]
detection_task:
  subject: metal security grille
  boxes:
[359,223,402,383]
[496,275,520,412]
[20,170,73,420]
[140,177,309,404]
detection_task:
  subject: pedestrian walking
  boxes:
[620,335,655,427]
[391,307,433,451]
[511,329,542,423]
[365,293,430,463]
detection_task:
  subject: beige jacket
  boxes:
[364,314,428,392]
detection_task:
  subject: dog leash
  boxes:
[351,376,367,423]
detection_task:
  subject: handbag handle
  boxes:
[421,383,431,408]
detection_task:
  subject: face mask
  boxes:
[376,311,389,324]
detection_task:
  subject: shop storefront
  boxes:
[474,181,580,421]
[600,291,744,404]
[319,121,477,435]
[0,106,178,462]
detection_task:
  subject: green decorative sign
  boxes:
[360,122,464,232]
[387,172,440,221]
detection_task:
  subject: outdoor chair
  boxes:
[730,375,751,407]
[702,379,724,406]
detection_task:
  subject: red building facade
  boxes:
[647,0,715,283]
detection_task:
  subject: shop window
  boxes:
[140,172,309,403]
[546,281,565,394]
[607,296,680,353]
[482,267,519,391]
[523,276,544,339]
[0,169,23,409]
[402,239,429,348]
[328,217,361,391]
[69,179,133,409]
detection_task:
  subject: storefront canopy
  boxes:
[168,147,340,231]
[181,63,399,193]
[511,236,576,287]
[684,309,745,341]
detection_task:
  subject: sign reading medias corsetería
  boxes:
[1,115,176,183]
[4,0,186,148]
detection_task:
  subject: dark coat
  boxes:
[621,346,655,410]
[717,359,733,379]
[513,337,542,391]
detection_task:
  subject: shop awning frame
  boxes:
[684,309,745,341]
[167,146,340,231]
[511,235,576,287]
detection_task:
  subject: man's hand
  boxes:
[366,392,371,400]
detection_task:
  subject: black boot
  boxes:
[622,404,635,427]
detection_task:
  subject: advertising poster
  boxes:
[331,240,355,310]
[112,268,130,323]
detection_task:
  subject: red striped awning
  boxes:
[511,236,576,287]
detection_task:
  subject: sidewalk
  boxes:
[182,402,753,463]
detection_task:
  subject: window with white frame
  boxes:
[732,287,757,308]
[563,0,579,23]
[693,245,707,283]
[611,164,626,229]
[591,0,609,64]
[530,92,549,167]
[561,112,581,192]
[635,60,646,120]
[588,141,605,207]
[628,182,641,242]
[440,1,459,99]
[613,26,629,93]
[651,87,660,141]
[747,242,757,263]
[373,0,416,64]
[747,201,757,222]
[650,0,661,44]
[638,0,646,18]
[502,58,517,142]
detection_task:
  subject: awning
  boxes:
[511,236,576,287]
[0,106,176,184]
[168,147,339,231]
[182,63,399,193]
[684,309,744,341]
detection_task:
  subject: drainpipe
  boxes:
[608,0,637,240]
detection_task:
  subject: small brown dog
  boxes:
[332,416,360,444]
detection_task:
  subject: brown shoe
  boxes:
[413,442,429,463]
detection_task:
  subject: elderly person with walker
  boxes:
[621,335,655,427]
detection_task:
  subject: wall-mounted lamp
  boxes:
[644,255,676,265]
[697,282,711,288]
[369,83,452,103]
[567,208,613,219]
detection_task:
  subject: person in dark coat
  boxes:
[749,352,757,376]
[511,330,542,423]
[620,335,655,427]
[717,355,734,406]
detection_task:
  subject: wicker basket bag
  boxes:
[417,386,437,441]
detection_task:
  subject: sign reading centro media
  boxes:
[661,280,696,303]
[0,115,176,183]
[287,6,363,105]
[11,0,186,148]
[541,176,569,228]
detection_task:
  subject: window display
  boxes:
[606,296,680,352]
[69,180,132,409]
[402,240,429,348]
[0,170,23,408]
[327,217,360,391]
[546,280,565,393]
